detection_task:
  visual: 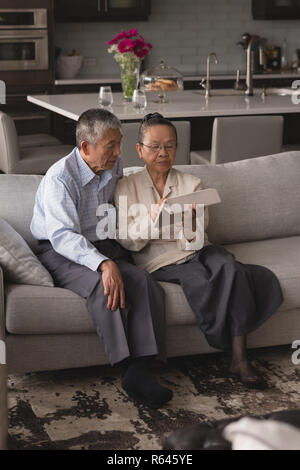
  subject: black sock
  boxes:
[121,357,173,407]
[118,355,152,378]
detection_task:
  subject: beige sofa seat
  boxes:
[5,281,196,336]
[5,236,300,337]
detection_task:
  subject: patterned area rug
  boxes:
[7,345,300,450]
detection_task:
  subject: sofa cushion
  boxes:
[5,236,298,334]
[5,284,94,334]
[0,217,53,287]
[5,280,196,335]
[0,174,42,250]
[174,151,300,244]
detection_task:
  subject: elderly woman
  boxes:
[114,113,283,388]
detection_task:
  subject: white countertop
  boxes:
[27,90,300,121]
[54,72,300,86]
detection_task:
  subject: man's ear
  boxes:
[80,141,89,156]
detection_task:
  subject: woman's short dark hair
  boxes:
[138,113,177,145]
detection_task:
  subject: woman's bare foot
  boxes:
[229,359,267,389]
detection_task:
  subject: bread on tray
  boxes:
[145,78,179,91]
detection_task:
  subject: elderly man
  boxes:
[30,108,172,409]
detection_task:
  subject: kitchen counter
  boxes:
[28,90,300,121]
[54,71,300,86]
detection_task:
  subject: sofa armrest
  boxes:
[0,265,7,450]
[0,266,5,341]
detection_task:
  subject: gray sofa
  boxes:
[1,151,300,375]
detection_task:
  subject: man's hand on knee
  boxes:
[98,260,125,311]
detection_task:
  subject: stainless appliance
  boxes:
[0,8,48,71]
[0,9,47,29]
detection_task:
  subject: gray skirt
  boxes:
[151,244,283,350]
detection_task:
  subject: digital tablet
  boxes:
[164,188,221,210]
[153,188,221,227]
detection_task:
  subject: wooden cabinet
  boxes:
[101,0,151,20]
[54,0,151,22]
[252,0,300,20]
[54,0,100,21]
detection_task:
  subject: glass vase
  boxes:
[120,61,141,102]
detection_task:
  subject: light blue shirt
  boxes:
[30,147,123,271]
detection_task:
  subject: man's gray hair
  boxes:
[76,108,122,148]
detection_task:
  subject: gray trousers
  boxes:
[152,244,283,351]
[36,240,166,365]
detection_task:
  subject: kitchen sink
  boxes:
[262,87,297,96]
[191,87,298,97]
[192,89,246,96]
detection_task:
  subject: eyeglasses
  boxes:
[139,142,176,154]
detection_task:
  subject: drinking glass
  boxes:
[99,86,113,108]
[132,89,147,113]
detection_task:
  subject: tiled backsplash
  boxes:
[54,0,300,77]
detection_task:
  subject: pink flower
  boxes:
[107,29,127,45]
[108,28,152,59]
[107,37,118,46]
[119,30,127,39]
[118,38,135,53]
[133,38,152,58]
[126,28,138,38]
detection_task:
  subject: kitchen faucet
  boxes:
[200,52,219,99]
[245,36,266,96]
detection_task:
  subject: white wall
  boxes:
[54,0,300,77]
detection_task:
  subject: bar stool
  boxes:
[191,115,284,165]
[0,112,73,174]
[18,133,62,149]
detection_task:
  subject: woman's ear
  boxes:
[136,142,143,160]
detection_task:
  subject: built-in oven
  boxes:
[0,8,48,71]
[0,8,47,29]
[0,29,48,70]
